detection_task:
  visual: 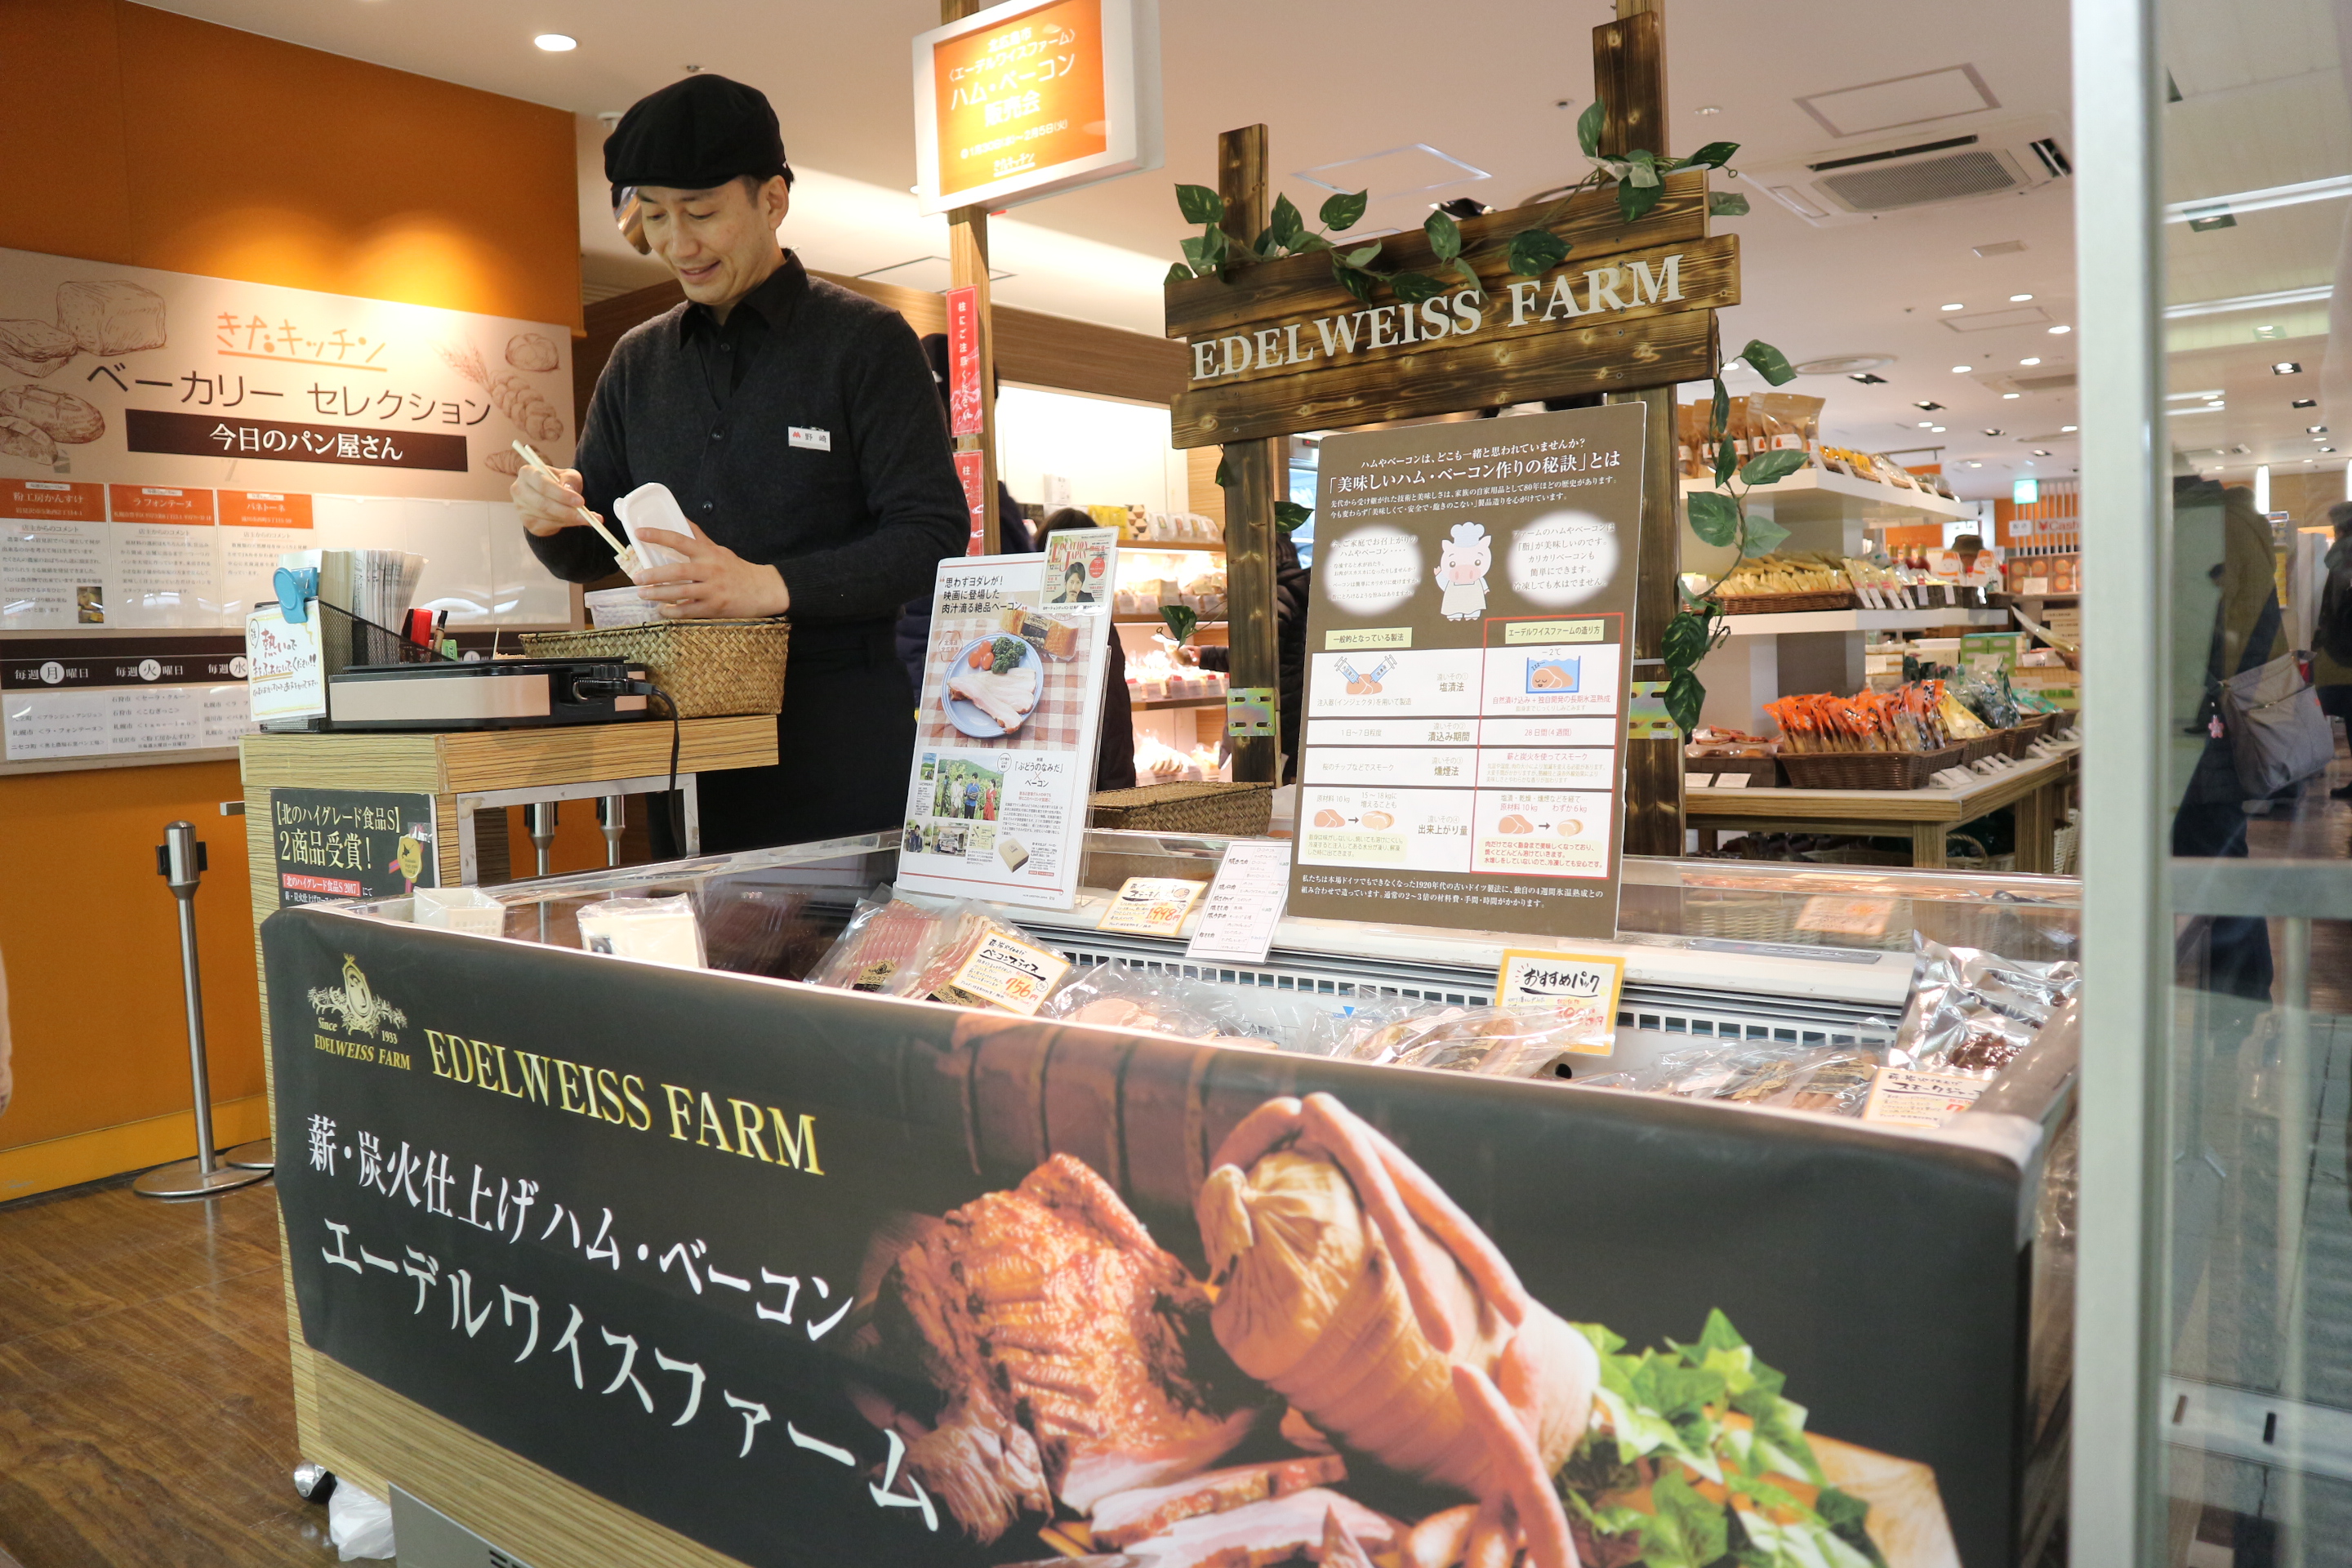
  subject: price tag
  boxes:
[1683,772,1717,791]
[1862,1067,1987,1129]
[1494,948,1625,1054]
[1098,876,1207,937]
[1185,840,1293,964]
[942,931,1071,1014]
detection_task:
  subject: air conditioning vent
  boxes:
[1738,114,2068,228]
[2011,372,2078,393]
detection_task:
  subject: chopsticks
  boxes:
[511,439,632,563]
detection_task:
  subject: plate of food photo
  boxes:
[944,635,1044,738]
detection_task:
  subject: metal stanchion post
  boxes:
[596,794,625,867]
[135,822,268,1199]
[525,800,559,878]
[215,800,273,1169]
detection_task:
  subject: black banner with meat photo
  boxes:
[265,903,2020,1568]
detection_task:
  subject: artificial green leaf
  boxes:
[1506,228,1570,276]
[1389,270,1446,304]
[1343,243,1385,268]
[1423,208,1463,261]
[1320,189,1370,230]
[1179,234,1209,270]
[1713,433,1737,487]
[1200,223,1231,267]
[1175,184,1224,225]
[1164,262,1195,286]
[1709,190,1751,217]
[1160,604,1198,644]
[1273,500,1312,532]
[1214,452,1232,488]
[1740,337,1798,385]
[1740,448,1810,486]
[1686,489,1741,548]
[1270,191,1305,247]
[1450,257,1485,296]
[1686,140,1741,169]
[1661,608,1713,670]
[1710,375,1730,437]
[1577,98,1607,158]
[1741,514,1791,557]
[1252,225,1279,258]
[1618,177,1665,224]
[1664,667,1707,740]
[1624,149,1661,188]
[1289,232,1334,252]
[1332,258,1376,305]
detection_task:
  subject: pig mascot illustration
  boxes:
[1434,520,1493,621]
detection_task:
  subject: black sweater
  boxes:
[532,252,967,641]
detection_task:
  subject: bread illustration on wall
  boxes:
[0,385,103,444]
[57,280,167,356]
[0,320,76,378]
[0,416,56,464]
[434,341,564,444]
[505,332,561,373]
[482,448,525,477]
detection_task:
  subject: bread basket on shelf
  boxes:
[519,617,789,719]
[1089,782,1274,835]
[1777,744,1963,791]
[1715,589,1855,615]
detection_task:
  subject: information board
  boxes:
[1289,403,1644,938]
[268,786,438,906]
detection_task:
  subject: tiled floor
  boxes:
[0,1176,344,1567]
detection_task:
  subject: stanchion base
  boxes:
[133,1157,270,1200]
[221,1138,274,1170]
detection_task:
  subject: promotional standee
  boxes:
[266,907,2016,1568]
[1293,403,1643,939]
[898,533,1116,909]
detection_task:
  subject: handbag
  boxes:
[2219,595,2335,795]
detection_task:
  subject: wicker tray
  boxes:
[1716,589,1856,615]
[519,617,789,719]
[1958,732,2007,766]
[1691,754,1784,787]
[1089,782,1273,835]
[1779,744,1964,791]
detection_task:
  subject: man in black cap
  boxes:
[514,74,966,853]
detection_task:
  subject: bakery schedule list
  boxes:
[1288,403,1645,940]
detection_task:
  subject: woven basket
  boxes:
[1694,755,1784,787]
[1779,743,1963,791]
[1717,589,1856,615]
[1958,733,2007,766]
[519,618,789,719]
[1089,782,1273,835]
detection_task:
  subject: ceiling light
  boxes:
[1967,461,1984,468]
[2275,362,2305,374]
[2167,389,2225,400]
[2061,424,2078,432]
[1914,400,1944,411]
[2010,293,2035,302]
[2164,173,2352,225]
[2256,325,2287,340]
[2002,392,2020,399]
[2171,286,2332,320]
[1931,425,1947,432]
[2324,446,2340,453]
[1984,427,2005,436]
[1917,421,1935,428]
[533,32,577,51]
[2032,448,2052,455]
[2310,425,2329,434]
[1847,372,1889,385]
[1941,303,1965,312]
[1952,364,1973,372]
[2049,325,2071,335]
[1696,105,1722,115]
[2020,357,2042,366]
[2292,398,2318,408]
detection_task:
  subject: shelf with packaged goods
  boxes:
[1717,607,2012,636]
[1679,466,1972,526]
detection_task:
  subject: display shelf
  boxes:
[1718,607,2012,636]
[1115,614,1227,626]
[1130,693,1226,710]
[1681,466,1972,525]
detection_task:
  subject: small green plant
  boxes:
[1660,339,1803,739]
[1166,100,1746,306]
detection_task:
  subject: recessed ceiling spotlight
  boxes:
[2032,448,2052,455]
[1696,105,1722,115]
[1931,425,1948,432]
[1984,427,2005,436]
[1914,400,1944,411]
[1952,364,1974,372]
[1848,372,1889,385]
[2049,325,2072,335]
[2274,361,2303,374]
[1941,303,1965,312]
[2002,392,2020,399]
[2292,398,2318,408]
[2020,357,2042,366]
[2309,425,2329,434]
[2010,293,2035,302]
[2061,424,2078,432]
[1917,421,1935,428]
[533,32,577,51]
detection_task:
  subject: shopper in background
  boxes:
[1039,507,1135,790]
[894,332,1034,693]
[514,74,965,853]
[2172,477,2286,998]
[1192,530,1310,783]
[2316,501,2352,801]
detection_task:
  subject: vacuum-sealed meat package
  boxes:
[804,886,948,993]
[1896,933,2079,1076]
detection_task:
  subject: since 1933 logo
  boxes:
[309,954,408,1044]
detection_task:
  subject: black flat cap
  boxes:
[604,74,788,191]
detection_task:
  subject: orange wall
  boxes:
[0,2,578,1178]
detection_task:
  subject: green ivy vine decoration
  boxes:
[1166,100,1748,306]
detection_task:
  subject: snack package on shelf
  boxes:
[575,894,706,969]
[1575,1044,1882,1117]
[1895,934,2080,1077]
[804,885,949,992]
[1328,998,1607,1077]
[1746,391,1824,452]
[1685,725,1775,759]
[1766,679,1975,755]
[1715,551,1849,599]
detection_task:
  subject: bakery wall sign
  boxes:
[1162,173,1736,448]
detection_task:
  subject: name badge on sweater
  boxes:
[789,425,831,452]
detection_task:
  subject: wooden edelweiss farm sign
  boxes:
[1161,171,1735,448]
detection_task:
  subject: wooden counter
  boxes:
[1686,748,2079,870]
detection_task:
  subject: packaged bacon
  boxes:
[804,885,949,993]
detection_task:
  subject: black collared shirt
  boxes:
[678,252,802,406]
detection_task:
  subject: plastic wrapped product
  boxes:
[1328,999,1607,1077]
[884,902,1071,1013]
[1041,960,1222,1038]
[575,894,705,968]
[1573,1044,1882,1118]
[804,885,947,992]
[1896,933,2080,1077]
[412,885,505,937]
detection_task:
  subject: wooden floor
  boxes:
[0,1175,341,1566]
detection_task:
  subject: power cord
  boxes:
[573,677,684,849]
